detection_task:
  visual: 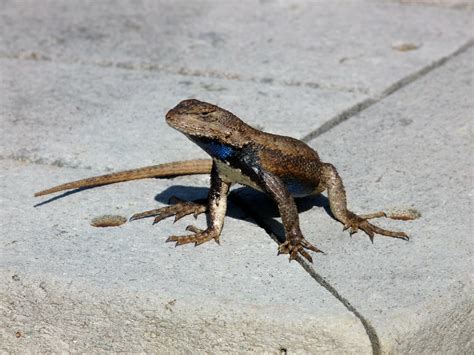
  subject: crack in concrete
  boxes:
[0,153,94,171]
[300,38,474,143]
[296,258,382,355]
[0,52,368,95]
[228,192,381,354]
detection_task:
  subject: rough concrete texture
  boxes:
[0,58,363,167]
[1,0,473,353]
[0,0,472,96]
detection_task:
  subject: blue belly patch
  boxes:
[284,178,314,197]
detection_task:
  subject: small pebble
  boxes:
[90,215,127,227]
[386,208,421,220]
[392,41,420,52]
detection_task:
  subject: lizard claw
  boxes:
[185,225,204,233]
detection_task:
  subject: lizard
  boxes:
[35,99,417,262]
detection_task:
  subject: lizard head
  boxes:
[166,99,254,147]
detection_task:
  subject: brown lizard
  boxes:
[35,99,417,262]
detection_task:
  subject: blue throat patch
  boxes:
[198,140,235,160]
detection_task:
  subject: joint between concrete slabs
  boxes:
[0,153,96,171]
[301,38,474,143]
[229,192,382,355]
[0,52,367,96]
[298,259,382,355]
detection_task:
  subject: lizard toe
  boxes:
[165,228,220,247]
[344,215,410,242]
[278,238,322,262]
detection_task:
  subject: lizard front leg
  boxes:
[320,163,411,242]
[166,163,231,246]
[260,171,323,263]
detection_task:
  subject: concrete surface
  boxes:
[0,58,364,167]
[236,46,474,354]
[1,0,473,353]
[308,47,474,354]
[1,0,472,96]
[0,162,372,353]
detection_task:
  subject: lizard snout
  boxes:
[165,109,177,123]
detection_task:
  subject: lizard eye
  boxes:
[199,111,216,121]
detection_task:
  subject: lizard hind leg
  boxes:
[165,163,231,248]
[321,163,410,243]
[129,198,207,224]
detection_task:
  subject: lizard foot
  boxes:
[129,200,207,224]
[278,238,324,263]
[166,225,220,246]
[343,213,409,242]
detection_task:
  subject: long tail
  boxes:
[34,159,213,197]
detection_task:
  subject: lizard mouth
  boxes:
[165,109,178,124]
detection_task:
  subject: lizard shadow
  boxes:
[153,185,333,243]
[35,184,334,244]
[229,187,333,244]
[34,187,97,207]
[151,185,244,220]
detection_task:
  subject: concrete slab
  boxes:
[0,0,472,95]
[0,58,363,169]
[0,160,373,352]
[237,46,474,352]
[1,1,472,352]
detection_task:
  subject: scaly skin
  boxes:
[35,99,418,263]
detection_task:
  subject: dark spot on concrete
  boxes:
[201,83,227,92]
[198,32,226,47]
[305,82,320,89]
[260,77,274,84]
[399,118,413,126]
[124,20,141,31]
